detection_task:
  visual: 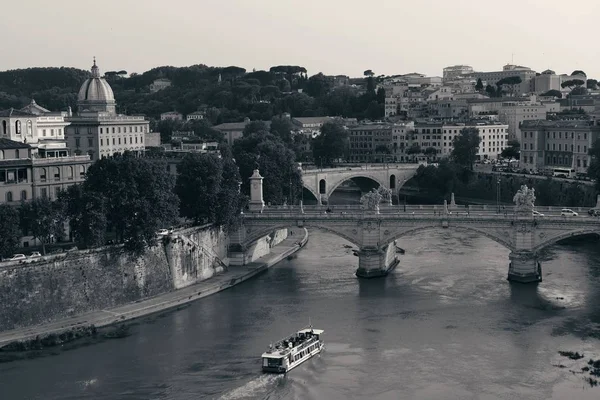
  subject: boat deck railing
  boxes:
[269,335,319,356]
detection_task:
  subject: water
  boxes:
[1,229,600,400]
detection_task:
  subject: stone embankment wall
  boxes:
[0,225,287,332]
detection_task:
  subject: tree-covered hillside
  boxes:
[0,64,384,124]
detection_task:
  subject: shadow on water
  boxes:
[357,276,388,299]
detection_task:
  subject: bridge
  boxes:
[301,164,420,204]
[235,169,600,283]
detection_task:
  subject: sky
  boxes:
[4,0,600,78]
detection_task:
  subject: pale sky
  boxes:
[4,0,600,78]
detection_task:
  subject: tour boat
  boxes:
[261,326,325,373]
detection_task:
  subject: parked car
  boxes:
[9,254,26,261]
[561,208,579,217]
[588,209,600,216]
[29,252,41,258]
[532,210,545,217]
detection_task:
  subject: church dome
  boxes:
[77,58,116,114]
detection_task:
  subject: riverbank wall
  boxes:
[0,224,289,333]
[0,228,308,352]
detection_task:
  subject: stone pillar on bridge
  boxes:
[356,242,398,278]
[507,185,541,283]
[450,193,456,208]
[507,251,541,283]
[248,169,265,213]
[596,194,600,209]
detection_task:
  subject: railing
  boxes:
[302,164,421,173]
[32,156,91,165]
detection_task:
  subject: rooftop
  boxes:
[0,138,31,149]
[521,120,597,128]
[292,116,333,125]
[214,120,271,131]
[0,108,36,118]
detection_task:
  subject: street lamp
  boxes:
[496,178,501,214]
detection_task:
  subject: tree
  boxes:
[424,147,438,159]
[406,143,422,161]
[561,79,585,89]
[586,79,597,90]
[0,204,21,258]
[312,121,348,166]
[82,154,179,254]
[485,84,497,97]
[475,78,484,92]
[176,153,223,224]
[571,70,586,77]
[243,120,269,136]
[541,89,562,98]
[19,198,65,255]
[233,133,302,205]
[451,128,481,170]
[569,86,588,96]
[363,70,374,77]
[496,76,522,96]
[306,73,331,97]
[58,185,107,249]
[501,139,520,159]
[270,115,294,144]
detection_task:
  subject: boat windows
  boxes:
[265,358,282,367]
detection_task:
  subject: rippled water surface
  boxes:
[1,228,600,400]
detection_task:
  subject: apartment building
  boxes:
[348,124,393,162]
[520,120,600,174]
[498,101,547,142]
[443,65,474,82]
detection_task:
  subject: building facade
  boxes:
[520,120,600,174]
[443,65,474,82]
[498,101,547,142]
[65,59,149,160]
[348,124,393,162]
[160,111,183,121]
[471,64,537,95]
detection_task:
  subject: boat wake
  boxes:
[217,374,284,400]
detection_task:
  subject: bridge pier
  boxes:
[355,242,399,279]
[507,251,542,283]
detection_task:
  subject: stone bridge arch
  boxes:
[531,227,600,253]
[384,224,517,253]
[325,173,387,199]
[238,221,362,249]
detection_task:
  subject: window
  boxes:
[100,139,103,146]
[51,129,54,136]
[6,192,13,202]
[67,166,73,180]
[20,190,27,201]
[584,159,588,168]
[27,120,32,135]
[15,120,21,134]
[129,137,132,144]
[88,138,93,147]
[40,168,47,182]
[118,138,121,145]
[87,127,92,134]
[584,146,587,153]
[129,127,133,133]
[118,127,121,133]
[0,150,3,159]
[100,128,103,134]
[43,129,47,137]
[75,138,80,147]
[79,165,86,178]
[15,149,20,159]
[112,127,115,133]
[53,167,60,181]
[1,120,6,134]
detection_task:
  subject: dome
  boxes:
[77,58,116,114]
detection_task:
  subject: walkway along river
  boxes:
[0,228,599,399]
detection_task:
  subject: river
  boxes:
[1,228,599,399]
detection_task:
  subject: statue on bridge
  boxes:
[360,186,392,211]
[513,185,536,211]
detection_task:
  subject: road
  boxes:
[473,164,596,186]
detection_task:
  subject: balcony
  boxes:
[32,155,91,165]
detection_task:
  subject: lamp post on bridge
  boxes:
[496,178,501,214]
